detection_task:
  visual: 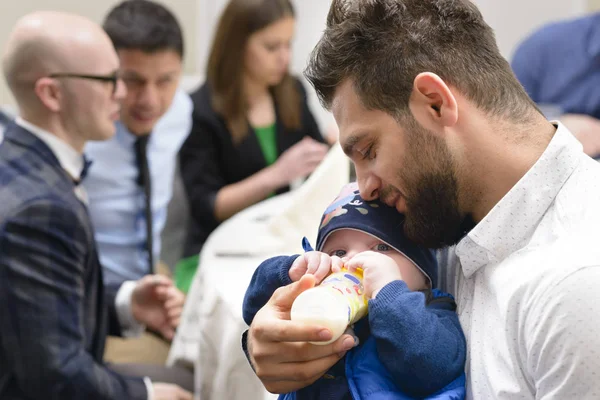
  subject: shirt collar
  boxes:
[456,122,584,278]
[15,117,85,182]
[114,121,152,147]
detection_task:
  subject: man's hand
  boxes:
[344,251,403,299]
[288,251,343,283]
[247,275,357,394]
[131,275,185,340]
[559,113,600,157]
[152,383,193,400]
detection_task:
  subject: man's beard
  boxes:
[399,117,467,249]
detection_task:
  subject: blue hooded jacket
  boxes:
[279,331,466,399]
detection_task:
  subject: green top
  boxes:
[254,123,278,166]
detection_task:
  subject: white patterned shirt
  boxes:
[438,122,600,399]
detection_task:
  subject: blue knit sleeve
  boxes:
[242,255,297,326]
[368,280,466,397]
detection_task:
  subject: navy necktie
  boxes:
[134,135,154,274]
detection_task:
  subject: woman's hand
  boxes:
[272,137,329,187]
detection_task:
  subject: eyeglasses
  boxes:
[48,72,120,95]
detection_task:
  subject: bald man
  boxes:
[0,12,192,400]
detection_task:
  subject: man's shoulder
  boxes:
[530,14,597,45]
[0,139,80,221]
[528,158,600,274]
[504,233,600,300]
[0,144,46,204]
[0,174,78,226]
[554,156,600,224]
[513,14,596,65]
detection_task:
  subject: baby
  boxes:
[243,182,466,399]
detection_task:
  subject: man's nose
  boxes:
[137,84,160,109]
[357,171,381,201]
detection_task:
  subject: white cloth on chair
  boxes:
[167,143,350,400]
[267,142,351,250]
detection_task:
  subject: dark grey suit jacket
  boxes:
[0,124,147,399]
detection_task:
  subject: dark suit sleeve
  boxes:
[105,282,123,337]
[297,79,326,144]
[0,200,147,400]
[179,110,225,234]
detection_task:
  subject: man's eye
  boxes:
[123,78,144,87]
[360,144,376,161]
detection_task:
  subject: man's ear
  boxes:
[34,77,62,113]
[408,72,458,134]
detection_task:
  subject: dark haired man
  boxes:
[85,0,192,382]
[85,0,192,293]
[244,0,600,398]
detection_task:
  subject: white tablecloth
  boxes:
[168,144,350,399]
[168,193,298,400]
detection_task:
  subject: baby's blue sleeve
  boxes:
[368,281,466,398]
[242,255,297,326]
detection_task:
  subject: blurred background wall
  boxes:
[2,0,598,267]
[1,0,598,123]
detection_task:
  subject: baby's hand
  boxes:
[344,251,403,299]
[289,251,344,284]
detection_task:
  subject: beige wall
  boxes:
[0,0,198,106]
[3,0,600,116]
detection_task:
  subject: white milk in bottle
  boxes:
[291,268,367,345]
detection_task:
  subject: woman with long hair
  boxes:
[176,0,328,291]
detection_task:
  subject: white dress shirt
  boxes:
[439,122,600,399]
[14,117,153,399]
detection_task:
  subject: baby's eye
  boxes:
[374,243,391,252]
[332,250,346,257]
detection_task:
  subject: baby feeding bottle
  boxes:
[291,268,368,345]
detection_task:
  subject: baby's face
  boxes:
[321,229,428,291]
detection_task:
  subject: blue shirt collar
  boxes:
[114,121,151,147]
